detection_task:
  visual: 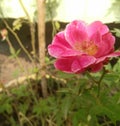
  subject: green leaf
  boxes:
[103,72,119,85]
[73,109,88,126]
[11,85,29,98]
[112,28,120,37]
[0,98,13,114]
[9,117,18,126]
[13,18,22,31]
[5,103,13,114]
[19,103,29,115]
[113,58,120,72]
[9,48,21,58]
[33,99,51,116]
[55,21,60,31]
[10,47,16,55]
[61,95,72,119]
[89,92,120,124]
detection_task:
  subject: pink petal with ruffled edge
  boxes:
[90,51,120,72]
[48,32,83,58]
[87,21,109,37]
[54,57,76,73]
[48,44,83,58]
[54,55,96,73]
[71,55,96,73]
[70,20,87,31]
[90,31,101,47]
[65,20,88,46]
[94,33,115,57]
[49,31,71,47]
[96,51,120,64]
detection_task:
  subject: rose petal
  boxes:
[48,44,82,58]
[48,32,80,58]
[71,20,87,31]
[90,31,102,45]
[71,55,96,73]
[54,55,96,73]
[65,21,88,46]
[102,33,115,54]
[51,31,72,48]
[90,63,103,72]
[54,57,76,73]
[87,21,109,37]
[96,51,120,64]
[95,33,115,57]
[108,51,120,57]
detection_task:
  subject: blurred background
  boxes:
[0,0,120,23]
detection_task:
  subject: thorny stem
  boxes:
[97,67,106,97]
[6,37,24,71]
[19,112,34,126]
[86,71,98,85]
[86,68,106,97]
[12,103,22,126]
[2,19,33,62]
[0,82,11,96]
[27,79,38,104]
[30,23,36,57]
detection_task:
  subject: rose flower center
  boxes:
[74,41,98,56]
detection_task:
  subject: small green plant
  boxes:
[0,60,120,126]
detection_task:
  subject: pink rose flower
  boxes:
[48,20,120,73]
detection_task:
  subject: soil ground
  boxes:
[0,53,35,84]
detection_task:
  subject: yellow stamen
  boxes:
[74,41,98,56]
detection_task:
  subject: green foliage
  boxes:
[0,94,13,114]
[33,98,52,116]
[1,59,120,126]
[0,60,120,126]
[46,0,60,20]
[12,18,23,31]
[109,0,120,20]
[9,48,21,58]
[112,28,120,37]
[0,63,119,126]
